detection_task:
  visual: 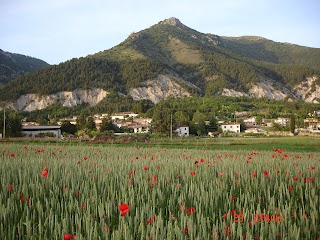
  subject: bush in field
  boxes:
[0,143,319,239]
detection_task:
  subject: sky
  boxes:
[1,0,319,65]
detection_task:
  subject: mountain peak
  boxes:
[160,17,183,26]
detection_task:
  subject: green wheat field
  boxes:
[0,142,319,239]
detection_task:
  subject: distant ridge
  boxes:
[0,49,49,85]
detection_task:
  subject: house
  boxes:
[21,126,62,138]
[304,118,319,130]
[274,118,289,126]
[243,117,256,125]
[176,126,189,137]
[110,112,138,121]
[220,123,240,133]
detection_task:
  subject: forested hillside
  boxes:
[0,17,319,106]
[0,49,49,85]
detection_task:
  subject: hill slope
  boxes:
[0,49,49,85]
[1,17,319,111]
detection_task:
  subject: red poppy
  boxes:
[232,196,236,200]
[219,172,224,177]
[293,177,298,181]
[8,184,13,191]
[200,158,205,163]
[304,177,313,183]
[118,203,130,217]
[40,167,48,177]
[19,194,25,202]
[143,166,148,171]
[263,171,269,177]
[252,172,257,177]
[183,225,189,234]
[146,216,156,224]
[190,171,195,176]
[186,207,195,215]
[311,166,315,170]
[289,186,293,192]
[64,234,76,240]
[10,153,15,157]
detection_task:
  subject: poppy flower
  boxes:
[10,153,15,157]
[64,234,76,240]
[146,216,156,224]
[263,171,269,177]
[118,203,130,217]
[143,166,148,171]
[183,225,189,234]
[252,172,257,177]
[232,196,236,200]
[186,207,195,215]
[40,167,48,177]
[190,171,195,176]
[219,172,224,177]
[8,184,13,191]
[289,186,293,192]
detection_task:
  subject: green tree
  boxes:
[152,104,172,135]
[86,116,96,130]
[174,111,189,126]
[290,114,296,134]
[60,120,77,135]
[100,117,116,132]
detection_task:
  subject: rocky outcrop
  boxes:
[221,76,319,103]
[129,75,194,103]
[9,88,108,111]
[294,77,320,103]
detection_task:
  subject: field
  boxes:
[0,141,319,239]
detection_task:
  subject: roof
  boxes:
[22,126,61,130]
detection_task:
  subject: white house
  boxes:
[111,112,138,121]
[274,118,289,126]
[243,117,256,125]
[176,126,189,137]
[220,123,240,133]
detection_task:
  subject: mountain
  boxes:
[0,49,49,85]
[1,17,319,111]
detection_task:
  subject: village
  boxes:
[15,110,320,139]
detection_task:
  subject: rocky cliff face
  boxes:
[221,76,319,103]
[8,88,108,111]
[4,75,319,111]
[129,74,197,103]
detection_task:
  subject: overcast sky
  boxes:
[1,0,319,64]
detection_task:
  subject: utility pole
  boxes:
[170,112,173,141]
[3,108,5,139]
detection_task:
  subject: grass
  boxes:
[1,135,320,152]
